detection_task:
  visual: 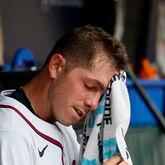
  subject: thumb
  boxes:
[103,155,123,165]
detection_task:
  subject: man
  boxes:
[0,25,128,165]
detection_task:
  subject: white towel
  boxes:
[79,71,133,165]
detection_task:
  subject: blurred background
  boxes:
[0,0,165,164]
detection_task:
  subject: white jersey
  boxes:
[0,90,80,165]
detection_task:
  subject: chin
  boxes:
[57,114,78,126]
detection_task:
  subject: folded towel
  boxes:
[79,71,133,165]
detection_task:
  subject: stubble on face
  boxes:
[48,55,117,126]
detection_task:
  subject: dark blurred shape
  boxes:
[0,70,38,91]
[122,0,153,75]
[84,0,116,34]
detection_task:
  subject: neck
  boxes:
[22,70,54,123]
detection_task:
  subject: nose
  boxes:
[84,94,100,111]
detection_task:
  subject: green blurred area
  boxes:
[126,127,165,165]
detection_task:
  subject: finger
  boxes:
[103,155,123,165]
[119,160,128,165]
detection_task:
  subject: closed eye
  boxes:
[85,84,98,91]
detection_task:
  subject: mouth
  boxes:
[74,107,85,119]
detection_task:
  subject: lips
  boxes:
[74,107,85,118]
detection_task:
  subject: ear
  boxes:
[48,54,66,79]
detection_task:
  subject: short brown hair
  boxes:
[44,25,128,71]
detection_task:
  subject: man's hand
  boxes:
[103,155,128,165]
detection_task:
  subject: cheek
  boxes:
[48,83,65,112]
[70,83,87,99]
[50,78,87,107]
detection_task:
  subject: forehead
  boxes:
[89,64,116,84]
[90,54,117,80]
[69,63,117,90]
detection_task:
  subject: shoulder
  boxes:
[0,94,35,141]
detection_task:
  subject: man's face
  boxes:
[48,63,117,126]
